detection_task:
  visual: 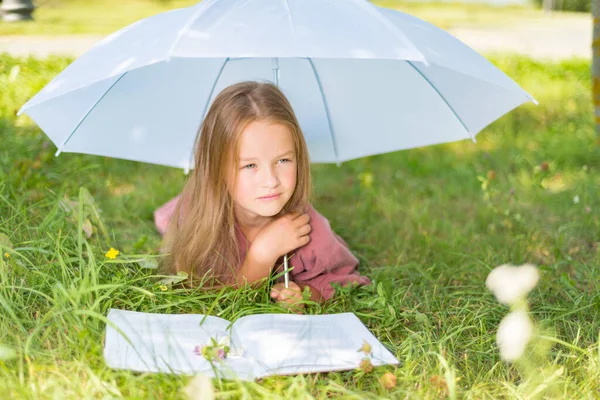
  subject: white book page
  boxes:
[103,309,262,380]
[231,313,398,377]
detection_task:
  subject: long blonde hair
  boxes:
[160,81,312,287]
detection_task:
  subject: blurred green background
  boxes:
[0,0,591,35]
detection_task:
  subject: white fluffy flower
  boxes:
[217,336,230,347]
[228,346,245,357]
[215,335,245,357]
[485,264,539,306]
[496,311,533,361]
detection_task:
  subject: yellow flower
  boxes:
[159,284,168,292]
[357,340,372,355]
[3,252,9,259]
[105,248,120,259]
[358,172,374,188]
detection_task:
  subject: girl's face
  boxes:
[228,120,298,224]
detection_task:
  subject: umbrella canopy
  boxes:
[18,0,535,171]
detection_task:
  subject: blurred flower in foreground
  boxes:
[359,358,374,373]
[0,344,17,361]
[486,263,566,396]
[485,264,539,306]
[486,263,540,362]
[380,371,397,390]
[105,248,120,259]
[496,311,533,361]
[184,374,214,400]
[356,340,376,374]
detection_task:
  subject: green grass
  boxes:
[0,53,599,398]
[0,0,588,36]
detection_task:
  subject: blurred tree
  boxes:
[595,0,600,135]
[534,0,590,12]
[542,0,553,12]
[1,0,35,21]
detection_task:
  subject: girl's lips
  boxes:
[258,194,281,200]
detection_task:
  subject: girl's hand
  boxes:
[270,281,304,313]
[250,212,311,266]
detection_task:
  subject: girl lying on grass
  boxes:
[154,81,370,311]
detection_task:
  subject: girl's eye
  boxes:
[242,159,292,169]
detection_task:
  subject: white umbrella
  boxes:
[19,0,535,174]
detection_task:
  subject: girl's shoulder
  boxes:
[305,203,328,228]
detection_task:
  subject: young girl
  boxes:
[155,81,370,310]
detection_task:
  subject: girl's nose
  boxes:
[262,167,280,187]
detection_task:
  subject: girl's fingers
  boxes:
[271,285,287,299]
[272,283,303,304]
[280,290,293,301]
[293,213,310,226]
[278,288,302,301]
[271,288,289,301]
[297,224,311,236]
[297,234,310,246]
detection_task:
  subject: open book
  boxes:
[103,308,399,380]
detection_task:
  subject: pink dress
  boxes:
[154,195,371,301]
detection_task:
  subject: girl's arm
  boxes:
[235,251,324,303]
[292,205,371,301]
[234,247,275,288]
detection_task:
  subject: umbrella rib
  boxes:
[55,72,128,157]
[281,0,298,46]
[406,61,474,142]
[353,0,425,63]
[307,58,339,164]
[166,0,218,60]
[184,57,231,174]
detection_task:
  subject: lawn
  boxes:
[0,0,589,36]
[0,53,599,398]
